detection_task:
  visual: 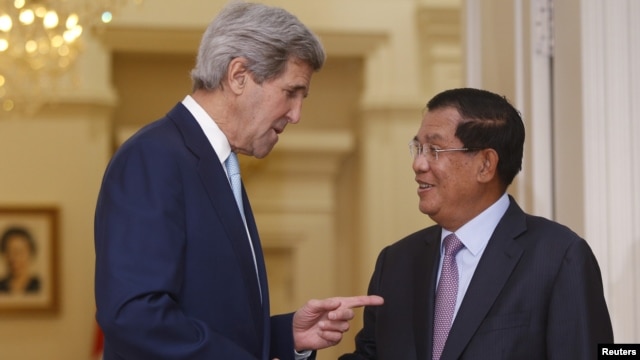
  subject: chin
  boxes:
[254,145,276,159]
[418,205,433,216]
[419,202,441,220]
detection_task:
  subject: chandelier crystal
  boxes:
[0,0,140,114]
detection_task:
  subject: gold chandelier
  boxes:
[0,0,140,114]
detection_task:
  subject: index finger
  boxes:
[338,295,384,309]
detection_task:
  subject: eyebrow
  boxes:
[414,133,445,143]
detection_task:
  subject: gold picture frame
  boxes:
[0,207,59,314]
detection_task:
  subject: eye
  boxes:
[285,88,303,99]
[285,86,309,99]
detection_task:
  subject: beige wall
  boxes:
[0,1,463,359]
[552,0,585,240]
[4,0,635,358]
[0,109,112,359]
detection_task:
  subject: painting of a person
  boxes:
[0,226,41,294]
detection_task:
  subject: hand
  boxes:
[292,295,384,351]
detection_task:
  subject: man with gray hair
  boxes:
[94,2,383,359]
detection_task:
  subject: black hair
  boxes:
[427,88,525,187]
[0,226,36,255]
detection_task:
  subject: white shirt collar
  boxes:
[441,192,510,255]
[181,95,232,165]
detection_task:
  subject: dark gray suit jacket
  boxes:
[340,197,613,359]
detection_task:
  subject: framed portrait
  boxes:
[0,207,59,314]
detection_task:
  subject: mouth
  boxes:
[273,119,289,135]
[273,123,287,134]
[417,180,433,190]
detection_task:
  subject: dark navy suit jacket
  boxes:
[340,197,613,360]
[95,103,302,359]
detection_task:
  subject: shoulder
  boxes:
[119,115,182,152]
[502,197,585,248]
[26,276,41,293]
[109,113,194,170]
[508,212,602,269]
[381,225,440,256]
[522,213,584,245]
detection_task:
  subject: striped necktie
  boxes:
[225,152,245,221]
[432,233,464,359]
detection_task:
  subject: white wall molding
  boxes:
[464,0,482,88]
[528,0,554,218]
[581,0,640,342]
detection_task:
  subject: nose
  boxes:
[412,154,430,173]
[287,97,304,124]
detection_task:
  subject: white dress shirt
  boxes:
[437,192,510,319]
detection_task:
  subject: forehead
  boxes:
[6,234,29,247]
[418,107,462,143]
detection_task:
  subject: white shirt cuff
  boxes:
[294,349,312,360]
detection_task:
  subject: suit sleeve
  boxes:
[94,140,259,359]
[338,247,388,360]
[546,239,613,359]
[270,313,317,360]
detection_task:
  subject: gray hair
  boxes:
[191,1,326,91]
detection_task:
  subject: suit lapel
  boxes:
[242,188,268,307]
[242,191,271,357]
[412,227,442,360]
[167,104,265,330]
[442,198,527,360]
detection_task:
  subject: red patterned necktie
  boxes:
[432,233,464,360]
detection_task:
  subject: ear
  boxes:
[226,57,250,95]
[476,148,499,184]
